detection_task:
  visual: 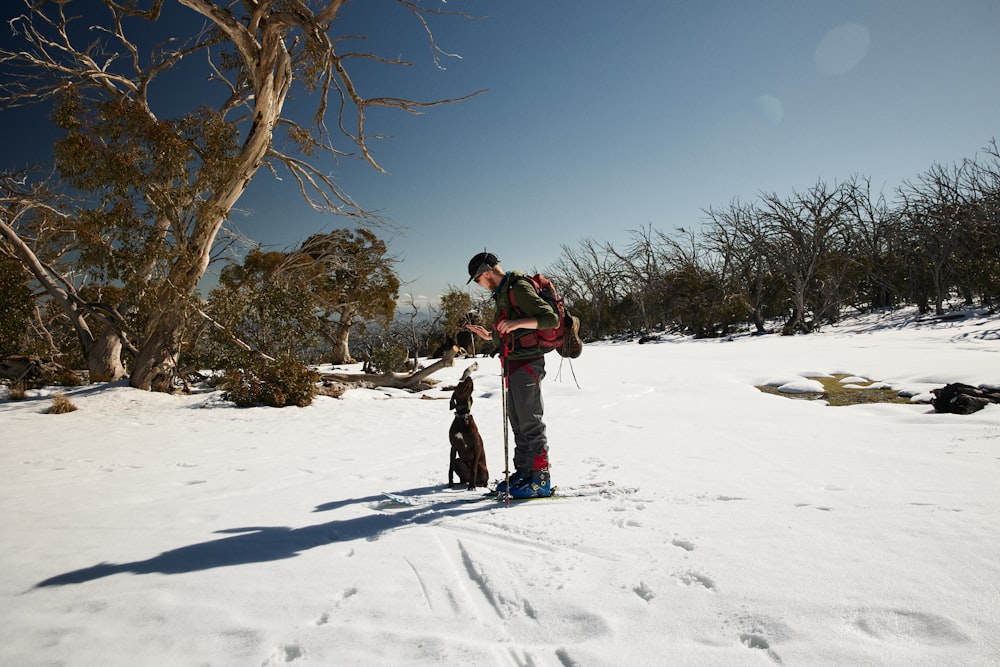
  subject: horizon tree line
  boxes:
[4,140,998,381]
[547,141,1000,341]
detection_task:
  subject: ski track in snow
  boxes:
[257,443,989,665]
[267,455,773,666]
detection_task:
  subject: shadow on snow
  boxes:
[33,489,494,588]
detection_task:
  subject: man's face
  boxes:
[474,269,496,290]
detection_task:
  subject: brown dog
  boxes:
[448,376,489,489]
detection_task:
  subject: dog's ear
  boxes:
[449,394,457,410]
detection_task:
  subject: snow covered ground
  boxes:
[2,308,999,666]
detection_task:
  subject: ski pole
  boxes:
[500,332,512,506]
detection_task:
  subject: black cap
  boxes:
[466,251,499,284]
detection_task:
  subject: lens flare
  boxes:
[815,23,871,75]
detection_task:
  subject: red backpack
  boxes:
[508,273,572,356]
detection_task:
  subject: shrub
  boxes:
[47,393,78,414]
[366,340,410,374]
[260,355,319,407]
[220,354,319,408]
[220,368,264,408]
[8,383,27,401]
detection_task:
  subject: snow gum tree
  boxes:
[290,228,399,364]
[0,0,480,391]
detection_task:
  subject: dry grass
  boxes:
[7,383,28,400]
[47,393,79,414]
[756,374,911,406]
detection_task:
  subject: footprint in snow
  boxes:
[848,608,970,645]
[794,503,834,511]
[632,582,655,602]
[675,570,716,591]
[671,537,695,552]
[740,633,783,664]
[261,642,304,664]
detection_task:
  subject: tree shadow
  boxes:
[33,490,495,588]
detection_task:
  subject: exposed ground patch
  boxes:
[756,374,911,406]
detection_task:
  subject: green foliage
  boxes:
[0,257,34,355]
[296,228,401,326]
[439,289,473,335]
[191,228,403,370]
[221,354,319,408]
[290,228,400,363]
[201,249,323,366]
[261,356,321,407]
[221,368,264,408]
[50,91,241,286]
[366,338,410,374]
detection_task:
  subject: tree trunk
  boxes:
[88,327,127,382]
[130,304,185,392]
[330,322,354,365]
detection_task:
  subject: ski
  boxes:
[380,489,493,507]
[380,481,636,507]
[494,480,638,502]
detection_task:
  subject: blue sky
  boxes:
[2,1,999,310]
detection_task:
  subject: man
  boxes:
[465,251,557,498]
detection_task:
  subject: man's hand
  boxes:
[466,318,538,339]
[495,318,538,335]
[465,324,491,340]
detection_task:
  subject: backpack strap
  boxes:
[507,274,527,315]
[507,274,549,316]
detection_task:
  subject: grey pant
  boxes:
[506,357,548,473]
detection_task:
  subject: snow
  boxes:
[775,378,826,394]
[2,308,999,666]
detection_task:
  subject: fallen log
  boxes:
[319,346,460,393]
[0,354,81,388]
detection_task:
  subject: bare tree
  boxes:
[547,238,628,337]
[842,175,903,310]
[0,0,482,391]
[966,141,1000,306]
[603,224,670,332]
[702,199,775,334]
[760,181,853,333]
[896,161,974,315]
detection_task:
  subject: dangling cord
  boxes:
[567,357,580,389]
[552,356,581,389]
